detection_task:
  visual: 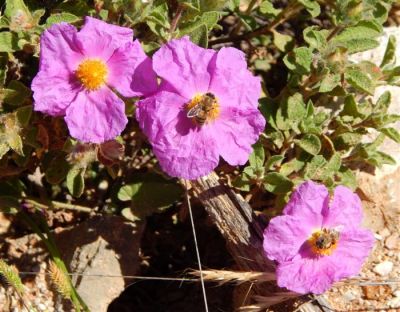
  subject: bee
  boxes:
[186,92,218,126]
[315,228,340,250]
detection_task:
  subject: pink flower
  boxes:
[32,17,157,143]
[136,37,265,179]
[263,181,375,294]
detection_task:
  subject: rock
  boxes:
[373,261,394,276]
[388,296,400,308]
[343,289,358,302]
[379,228,391,239]
[385,234,400,250]
[55,216,145,312]
[362,285,391,300]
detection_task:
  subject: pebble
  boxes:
[373,261,394,276]
[394,290,400,298]
[379,228,391,238]
[385,234,399,250]
[343,289,358,302]
[388,296,400,308]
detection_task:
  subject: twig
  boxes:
[24,198,93,213]
[209,3,302,45]
[169,4,185,36]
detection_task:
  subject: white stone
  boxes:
[343,289,358,302]
[373,261,394,276]
[394,290,400,298]
[388,296,400,308]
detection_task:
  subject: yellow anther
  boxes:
[76,59,108,91]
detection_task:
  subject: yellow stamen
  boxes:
[76,59,108,91]
[186,93,220,125]
[308,228,339,256]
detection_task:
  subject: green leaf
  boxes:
[179,11,219,36]
[296,134,321,155]
[5,0,31,22]
[319,73,341,93]
[16,105,32,127]
[265,155,284,171]
[297,0,320,17]
[333,21,382,54]
[259,1,281,18]
[45,154,71,184]
[279,158,305,176]
[249,142,265,169]
[337,167,357,190]
[263,172,294,194]
[7,133,23,156]
[188,23,208,47]
[375,91,391,113]
[379,127,400,143]
[319,153,342,181]
[304,155,326,179]
[66,168,85,198]
[118,180,183,220]
[0,143,9,159]
[0,32,19,52]
[303,26,328,50]
[341,95,360,117]
[345,67,374,94]
[118,184,141,202]
[3,80,32,106]
[283,47,313,75]
[45,13,80,26]
[180,0,200,11]
[334,132,363,150]
[285,93,307,122]
[364,150,396,167]
[0,196,19,214]
[381,35,396,68]
[272,30,294,52]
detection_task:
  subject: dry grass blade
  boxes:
[191,269,276,285]
[239,293,299,311]
[0,259,25,295]
[48,261,72,300]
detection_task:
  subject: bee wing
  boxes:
[186,104,202,118]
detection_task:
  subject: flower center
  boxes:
[308,228,340,256]
[186,92,220,126]
[76,59,108,91]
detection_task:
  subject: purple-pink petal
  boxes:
[152,36,215,99]
[283,181,328,228]
[263,215,311,263]
[32,71,81,116]
[78,16,133,48]
[208,47,261,110]
[65,88,127,143]
[38,23,83,74]
[329,228,375,278]
[107,40,157,97]
[211,107,265,165]
[322,185,363,229]
[136,91,219,179]
[276,255,341,294]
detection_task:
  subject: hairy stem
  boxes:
[209,3,302,45]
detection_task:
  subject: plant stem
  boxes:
[24,198,93,213]
[230,0,259,36]
[19,211,89,312]
[209,3,302,45]
[169,4,185,36]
